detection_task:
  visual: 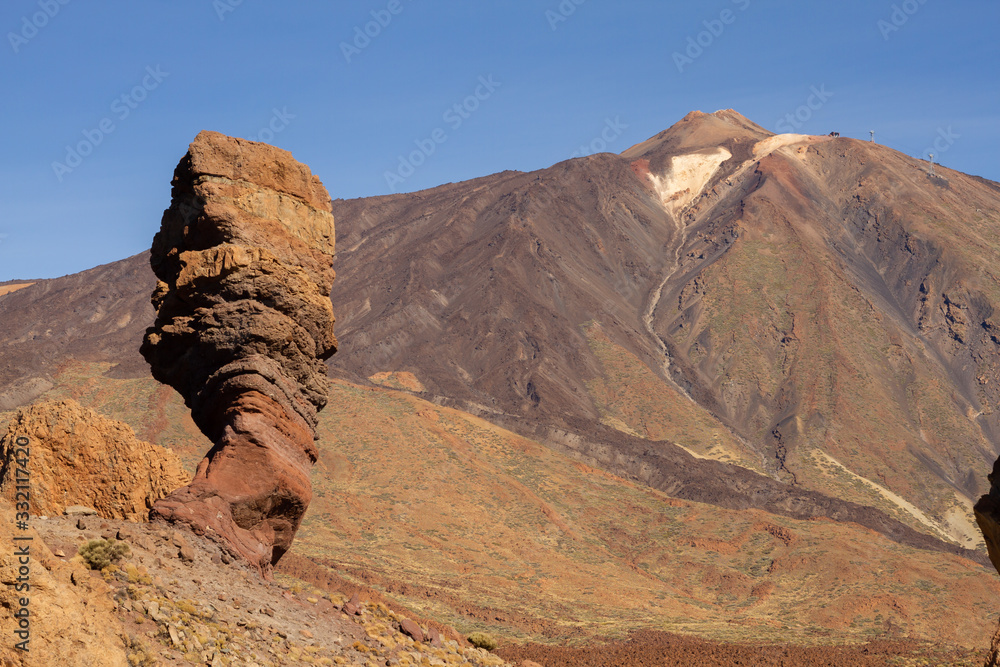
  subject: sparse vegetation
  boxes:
[124,563,152,585]
[78,538,130,570]
[126,636,156,667]
[467,632,497,651]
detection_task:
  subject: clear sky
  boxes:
[1,0,997,281]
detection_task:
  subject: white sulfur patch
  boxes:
[647,147,732,218]
[752,133,817,158]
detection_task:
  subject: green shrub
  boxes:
[467,632,497,651]
[78,539,130,570]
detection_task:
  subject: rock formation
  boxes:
[977,472,1000,573]
[988,622,1000,667]
[976,469,1000,664]
[141,130,336,577]
[0,399,188,521]
[0,498,130,666]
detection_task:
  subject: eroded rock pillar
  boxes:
[141,131,336,577]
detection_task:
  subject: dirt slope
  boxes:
[19,365,1000,652]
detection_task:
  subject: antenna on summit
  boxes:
[928,153,936,177]
[870,130,875,143]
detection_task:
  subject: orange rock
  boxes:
[0,399,189,521]
[0,498,129,666]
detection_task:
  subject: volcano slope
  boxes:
[328,109,1000,553]
[14,364,1000,653]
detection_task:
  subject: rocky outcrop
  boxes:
[0,498,129,666]
[977,486,1000,575]
[0,399,188,521]
[976,477,1000,662]
[141,130,336,576]
[988,628,1000,667]
[987,618,1000,667]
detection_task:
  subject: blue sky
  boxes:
[1,0,997,281]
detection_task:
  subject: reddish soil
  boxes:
[496,631,983,667]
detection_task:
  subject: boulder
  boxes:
[343,592,361,616]
[0,399,189,522]
[65,506,98,517]
[400,618,424,643]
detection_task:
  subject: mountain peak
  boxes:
[622,108,773,162]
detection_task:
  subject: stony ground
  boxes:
[27,510,996,667]
[496,632,985,667]
[33,513,511,667]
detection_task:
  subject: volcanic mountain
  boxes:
[3,109,1000,655]
[327,109,1000,551]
